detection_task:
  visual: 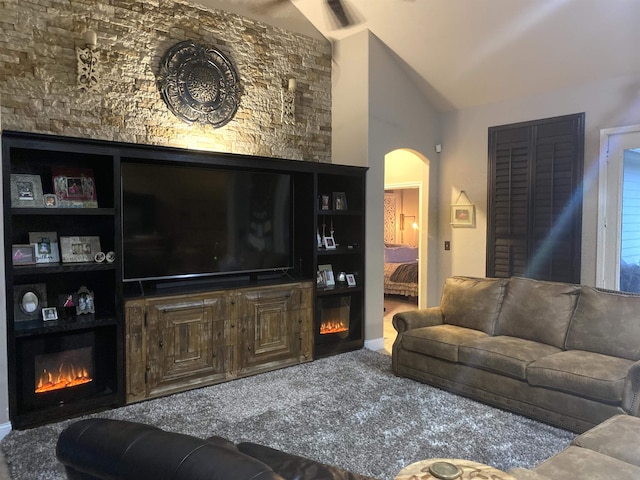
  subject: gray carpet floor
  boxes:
[0,349,575,479]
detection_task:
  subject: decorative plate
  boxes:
[158,41,240,128]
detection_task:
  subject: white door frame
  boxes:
[597,124,640,289]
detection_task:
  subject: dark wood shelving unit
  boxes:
[2,131,368,427]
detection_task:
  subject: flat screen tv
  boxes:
[121,161,293,282]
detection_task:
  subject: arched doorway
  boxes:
[383,149,430,352]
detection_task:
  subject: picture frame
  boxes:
[10,174,45,208]
[323,235,336,249]
[13,283,47,322]
[451,204,476,227]
[320,194,331,211]
[52,167,98,208]
[318,264,335,287]
[60,236,102,263]
[29,231,61,264]
[12,244,36,265]
[333,192,348,211]
[316,270,327,287]
[44,194,58,208]
[323,270,335,287]
[42,307,58,321]
[346,273,357,286]
[76,286,95,315]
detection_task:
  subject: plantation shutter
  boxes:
[487,113,584,283]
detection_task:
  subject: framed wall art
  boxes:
[10,174,44,208]
[60,236,102,263]
[450,204,476,227]
[52,167,97,208]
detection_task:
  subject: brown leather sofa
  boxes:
[509,414,640,479]
[392,276,640,433]
[56,418,375,480]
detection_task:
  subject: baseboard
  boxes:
[364,337,384,352]
[0,421,12,441]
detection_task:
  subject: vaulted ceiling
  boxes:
[196,0,640,112]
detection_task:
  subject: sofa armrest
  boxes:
[623,360,640,416]
[392,306,444,333]
[508,468,553,480]
[237,442,376,480]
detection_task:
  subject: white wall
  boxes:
[439,72,640,291]
[333,30,442,349]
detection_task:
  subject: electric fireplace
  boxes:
[315,293,363,357]
[14,326,119,427]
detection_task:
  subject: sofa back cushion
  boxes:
[566,286,640,361]
[441,276,508,334]
[496,277,580,348]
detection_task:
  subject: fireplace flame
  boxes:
[320,320,348,335]
[35,363,93,394]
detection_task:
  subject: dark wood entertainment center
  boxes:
[2,131,367,428]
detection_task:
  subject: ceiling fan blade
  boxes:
[326,0,353,28]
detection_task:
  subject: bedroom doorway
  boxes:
[383,148,430,353]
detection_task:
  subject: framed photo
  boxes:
[320,194,331,211]
[14,283,47,322]
[52,167,98,208]
[76,286,95,315]
[60,236,102,263]
[451,204,476,227]
[316,270,327,287]
[12,244,36,265]
[333,192,348,211]
[44,194,58,208]
[323,270,335,287]
[29,231,61,264]
[42,307,58,321]
[318,264,335,287]
[346,273,357,286]
[10,174,44,208]
[323,235,336,249]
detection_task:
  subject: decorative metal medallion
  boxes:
[158,41,240,128]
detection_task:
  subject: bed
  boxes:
[384,244,419,298]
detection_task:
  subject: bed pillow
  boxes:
[384,245,418,263]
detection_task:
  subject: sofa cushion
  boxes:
[571,414,640,467]
[566,286,640,361]
[496,277,580,348]
[459,336,561,380]
[533,446,640,480]
[440,276,508,334]
[401,324,488,362]
[527,350,633,403]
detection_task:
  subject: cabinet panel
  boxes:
[125,299,146,403]
[236,283,312,375]
[144,293,229,400]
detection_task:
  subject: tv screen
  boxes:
[121,162,293,282]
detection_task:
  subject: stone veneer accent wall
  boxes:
[0,0,331,161]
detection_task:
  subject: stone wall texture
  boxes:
[0,0,332,162]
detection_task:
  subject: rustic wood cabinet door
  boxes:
[236,283,312,375]
[145,293,229,399]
